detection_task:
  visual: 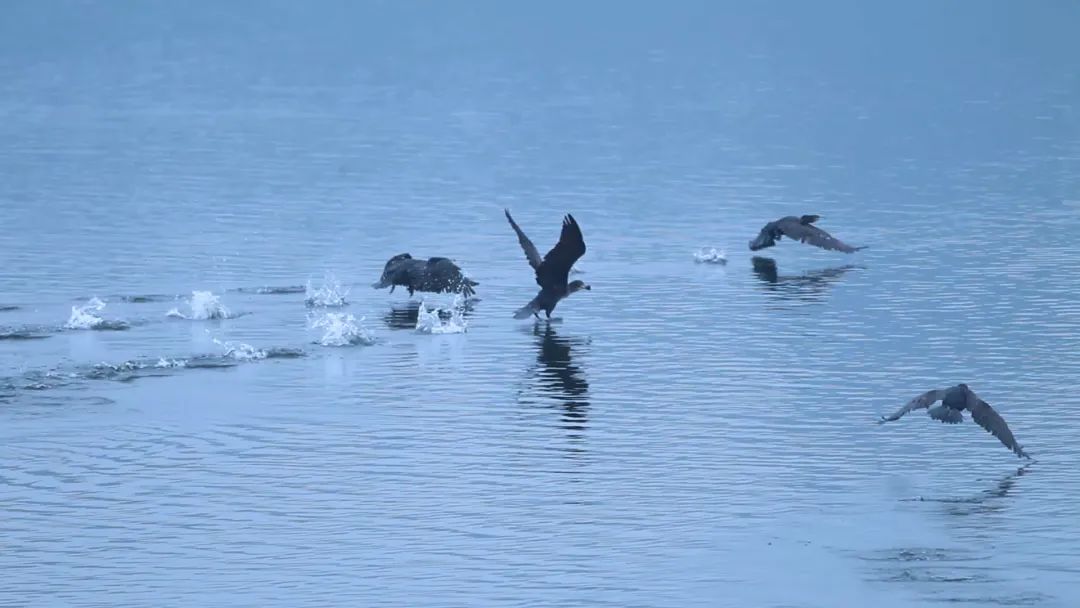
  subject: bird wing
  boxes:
[778,219,863,253]
[880,388,947,422]
[424,257,466,293]
[504,210,543,271]
[537,214,587,289]
[966,391,1031,459]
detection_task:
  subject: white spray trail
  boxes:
[310,312,375,346]
[167,291,232,320]
[305,274,350,308]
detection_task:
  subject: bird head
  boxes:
[748,226,777,251]
[373,253,412,289]
[568,280,591,294]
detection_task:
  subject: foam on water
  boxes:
[415,296,468,335]
[64,297,129,330]
[310,312,375,346]
[304,274,350,308]
[693,247,728,265]
[167,291,233,320]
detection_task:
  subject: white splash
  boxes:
[305,274,350,308]
[310,312,374,347]
[415,296,468,335]
[65,297,107,329]
[212,337,268,361]
[167,291,232,320]
[155,357,189,368]
[693,247,728,265]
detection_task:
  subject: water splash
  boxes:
[415,296,468,335]
[693,247,728,265]
[305,274,350,308]
[65,297,130,330]
[211,337,304,361]
[310,312,375,346]
[167,291,233,320]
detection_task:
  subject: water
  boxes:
[2,2,1079,606]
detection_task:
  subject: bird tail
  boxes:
[513,297,540,319]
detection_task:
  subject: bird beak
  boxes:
[372,280,388,289]
[585,284,592,290]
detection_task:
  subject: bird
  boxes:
[748,215,865,253]
[879,383,1031,459]
[504,209,591,320]
[371,253,478,298]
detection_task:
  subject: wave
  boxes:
[415,296,468,335]
[0,341,306,401]
[166,291,235,320]
[305,274,350,308]
[693,247,728,265]
[64,298,130,331]
[230,285,307,295]
[309,312,375,347]
[0,327,51,341]
[116,294,180,303]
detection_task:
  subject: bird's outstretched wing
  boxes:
[966,391,1031,459]
[537,214,587,289]
[504,210,543,271]
[778,219,865,253]
[425,257,468,294]
[880,388,947,423]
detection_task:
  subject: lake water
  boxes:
[2,2,1080,606]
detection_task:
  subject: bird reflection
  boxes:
[529,324,591,449]
[751,256,862,302]
[904,463,1032,518]
[382,299,477,329]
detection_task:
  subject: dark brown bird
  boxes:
[505,209,590,320]
[879,383,1031,459]
[372,254,477,298]
[749,215,865,253]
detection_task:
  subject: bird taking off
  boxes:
[879,383,1031,459]
[372,254,478,298]
[505,209,590,320]
[749,215,866,253]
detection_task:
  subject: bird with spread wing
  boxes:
[879,383,1031,459]
[504,209,590,320]
[372,253,478,298]
[749,215,865,253]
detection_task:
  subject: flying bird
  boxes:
[749,215,865,253]
[505,209,590,320]
[879,383,1031,459]
[372,254,478,298]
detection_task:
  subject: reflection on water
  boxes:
[750,256,863,302]
[906,464,1033,518]
[520,324,591,455]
